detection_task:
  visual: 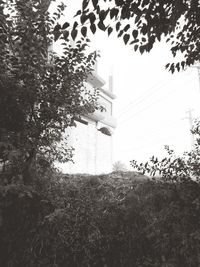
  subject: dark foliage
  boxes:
[0,173,200,267]
[63,0,200,72]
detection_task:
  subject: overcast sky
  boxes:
[93,35,200,167]
[53,1,200,168]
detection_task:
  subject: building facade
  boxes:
[59,72,116,174]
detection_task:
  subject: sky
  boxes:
[93,36,200,167]
[52,1,200,168]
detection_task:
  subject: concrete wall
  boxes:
[96,128,113,174]
[58,119,113,174]
[57,73,116,175]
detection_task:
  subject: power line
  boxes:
[117,79,169,117]
[117,73,185,118]
[118,77,194,126]
[123,118,185,141]
[118,88,177,126]
[115,118,186,152]
[117,132,183,153]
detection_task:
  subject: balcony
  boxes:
[85,110,117,128]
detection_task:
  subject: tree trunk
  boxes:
[22,149,37,185]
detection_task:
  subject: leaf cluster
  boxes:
[130,118,200,183]
[67,0,200,72]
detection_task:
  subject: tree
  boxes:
[58,0,200,72]
[0,0,99,184]
[130,119,200,182]
[113,161,127,172]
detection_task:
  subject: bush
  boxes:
[0,173,200,266]
[0,184,53,267]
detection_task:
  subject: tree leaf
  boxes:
[81,26,87,37]
[82,0,89,10]
[63,30,69,40]
[142,0,149,7]
[118,30,123,37]
[92,0,98,8]
[98,21,106,31]
[54,30,61,41]
[123,24,130,32]
[80,14,88,24]
[96,5,100,14]
[116,22,121,31]
[71,29,78,40]
[123,34,130,45]
[54,23,61,32]
[169,63,175,73]
[89,12,96,24]
[108,27,113,36]
[135,13,141,24]
[181,61,185,69]
[99,10,109,21]
[134,45,138,51]
[121,4,130,19]
[132,30,138,39]
[176,62,180,72]
[141,24,148,35]
[110,8,119,19]
[115,0,123,6]
[90,23,96,34]
[73,21,78,29]
[74,10,82,17]
[165,63,170,69]
[129,39,139,44]
[145,43,152,52]
[62,22,70,29]
[139,46,145,54]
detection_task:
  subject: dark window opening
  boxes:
[98,127,111,136]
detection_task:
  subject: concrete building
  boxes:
[60,71,117,174]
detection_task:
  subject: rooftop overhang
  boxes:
[87,72,116,100]
[84,111,117,128]
[87,72,105,88]
[99,87,116,100]
[101,115,117,128]
[84,111,104,122]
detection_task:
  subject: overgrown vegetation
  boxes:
[131,119,200,182]
[2,123,200,266]
[0,169,200,266]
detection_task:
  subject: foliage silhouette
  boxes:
[0,0,99,184]
[60,0,200,72]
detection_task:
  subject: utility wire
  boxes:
[116,118,185,152]
[117,71,193,119]
[117,75,179,118]
[118,88,177,125]
[117,79,169,116]
[117,131,187,153]
[118,77,194,126]
[121,117,185,141]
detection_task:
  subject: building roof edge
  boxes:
[87,72,105,87]
[99,87,116,99]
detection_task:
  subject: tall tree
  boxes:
[60,0,200,72]
[0,0,99,184]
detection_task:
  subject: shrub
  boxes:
[1,173,200,266]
